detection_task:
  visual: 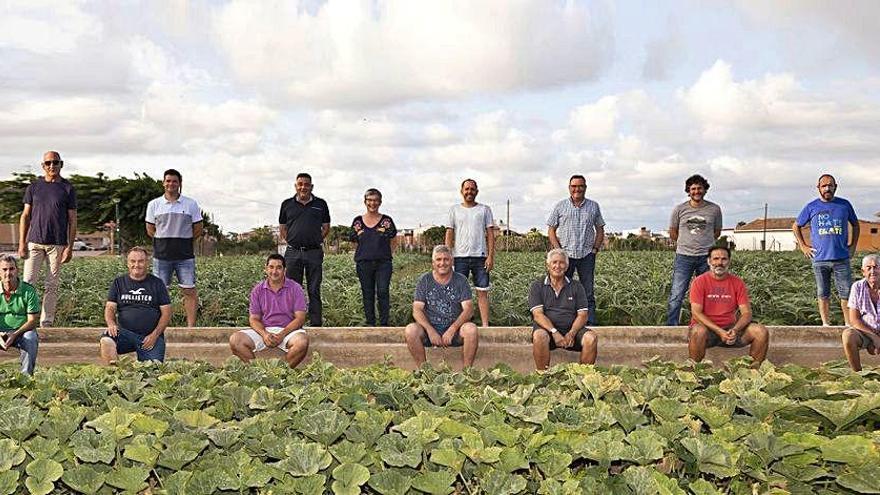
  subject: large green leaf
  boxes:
[803,394,880,431]
[123,434,161,466]
[478,469,527,495]
[820,435,879,466]
[174,409,220,429]
[535,448,572,479]
[61,465,106,495]
[205,426,242,448]
[24,458,63,495]
[368,469,412,495]
[578,371,622,401]
[70,429,115,464]
[274,442,332,476]
[130,414,169,437]
[393,412,442,445]
[330,463,370,495]
[377,432,422,468]
[836,464,880,494]
[38,406,85,441]
[85,407,134,440]
[22,436,59,460]
[157,432,209,470]
[104,465,150,493]
[330,440,368,464]
[648,398,687,422]
[298,408,351,445]
[345,409,393,446]
[0,438,26,470]
[574,429,626,466]
[0,402,44,441]
[412,470,456,495]
[688,478,723,495]
[680,436,739,479]
[0,471,19,495]
[625,429,667,465]
[460,432,502,464]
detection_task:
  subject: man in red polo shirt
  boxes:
[688,246,769,365]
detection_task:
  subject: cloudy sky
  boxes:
[2,0,878,234]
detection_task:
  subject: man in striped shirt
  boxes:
[842,254,880,371]
[547,175,605,325]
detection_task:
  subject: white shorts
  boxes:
[240,327,306,353]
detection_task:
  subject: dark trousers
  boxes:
[566,253,597,325]
[356,259,393,326]
[284,247,324,326]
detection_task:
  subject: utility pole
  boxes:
[506,199,510,252]
[762,203,768,251]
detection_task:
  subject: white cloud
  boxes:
[0,0,101,55]
[212,0,613,107]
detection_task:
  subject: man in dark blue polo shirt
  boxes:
[278,173,330,326]
[529,248,598,370]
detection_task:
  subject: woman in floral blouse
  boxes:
[350,189,397,326]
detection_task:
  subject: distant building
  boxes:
[722,217,880,252]
[0,223,110,252]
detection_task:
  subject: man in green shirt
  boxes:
[0,254,40,374]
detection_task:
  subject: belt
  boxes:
[288,245,321,251]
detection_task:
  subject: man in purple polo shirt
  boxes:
[229,253,309,368]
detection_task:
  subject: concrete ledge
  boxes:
[2,326,875,373]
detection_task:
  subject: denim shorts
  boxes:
[153,257,197,288]
[812,259,852,299]
[102,327,166,362]
[453,257,490,290]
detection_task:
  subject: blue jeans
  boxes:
[153,258,197,288]
[356,259,393,326]
[667,254,709,325]
[565,254,597,325]
[453,257,490,289]
[812,259,852,299]
[9,330,38,375]
[102,327,166,362]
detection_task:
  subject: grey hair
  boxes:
[0,254,18,266]
[127,246,149,258]
[432,244,452,257]
[862,254,880,268]
[546,248,569,266]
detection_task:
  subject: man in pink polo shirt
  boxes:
[687,246,769,365]
[229,253,309,368]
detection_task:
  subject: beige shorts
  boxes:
[240,327,306,352]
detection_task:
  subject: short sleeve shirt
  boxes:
[795,197,858,261]
[689,272,750,328]
[547,197,605,259]
[249,278,308,328]
[848,279,880,335]
[528,277,588,331]
[350,215,397,262]
[669,200,723,256]
[23,178,77,245]
[279,196,331,248]
[448,204,495,257]
[0,282,40,331]
[413,272,473,331]
[145,195,203,260]
[108,274,171,336]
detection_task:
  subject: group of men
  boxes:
[3,150,878,373]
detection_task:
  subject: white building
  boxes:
[723,217,798,251]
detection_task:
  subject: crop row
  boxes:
[0,358,878,494]
[49,251,842,327]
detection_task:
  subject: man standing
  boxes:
[279,173,330,327]
[688,246,769,365]
[445,179,496,327]
[18,150,77,327]
[547,175,605,325]
[404,245,479,368]
[792,174,859,326]
[100,247,172,364]
[529,249,598,370]
[841,254,880,371]
[229,254,309,368]
[145,169,202,326]
[667,174,722,325]
[0,255,40,375]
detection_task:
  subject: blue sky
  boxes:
[2,0,878,234]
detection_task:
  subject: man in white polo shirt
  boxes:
[145,169,203,326]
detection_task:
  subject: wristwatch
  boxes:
[549,328,558,334]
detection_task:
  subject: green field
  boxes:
[0,358,878,494]
[49,251,843,327]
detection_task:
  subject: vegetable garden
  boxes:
[52,251,842,327]
[1,357,878,494]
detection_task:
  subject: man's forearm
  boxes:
[692,311,726,335]
[67,212,77,249]
[730,313,752,334]
[249,316,269,336]
[412,308,436,334]
[532,312,556,332]
[486,228,495,256]
[280,314,306,337]
[18,213,29,250]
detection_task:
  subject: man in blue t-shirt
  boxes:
[403,245,479,368]
[100,247,172,364]
[792,174,860,326]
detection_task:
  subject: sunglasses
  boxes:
[43,160,63,167]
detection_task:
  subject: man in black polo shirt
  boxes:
[528,248,599,370]
[278,173,330,326]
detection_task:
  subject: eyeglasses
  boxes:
[43,160,63,167]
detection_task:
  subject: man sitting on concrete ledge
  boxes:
[404,245,479,368]
[529,248,598,370]
[229,254,309,368]
[0,254,40,375]
[842,254,880,371]
[688,246,769,365]
[101,246,171,364]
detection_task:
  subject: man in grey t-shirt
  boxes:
[667,174,722,325]
[404,245,479,368]
[445,178,496,327]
